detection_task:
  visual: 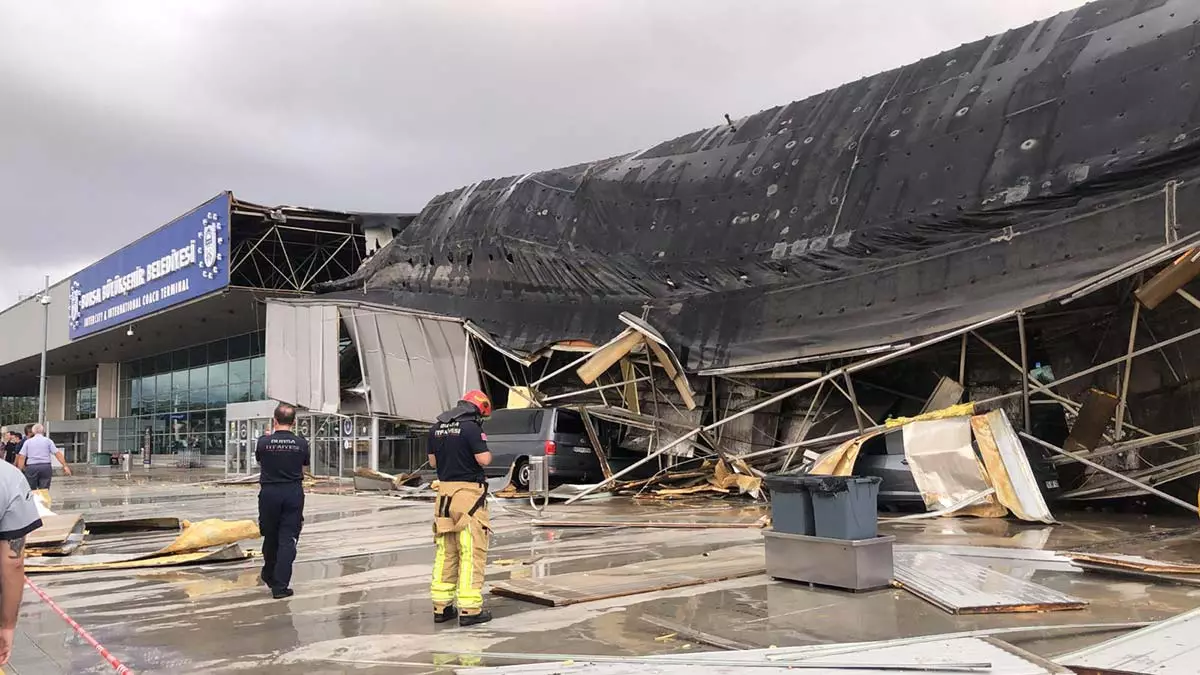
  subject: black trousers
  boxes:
[258,482,305,591]
[24,464,52,490]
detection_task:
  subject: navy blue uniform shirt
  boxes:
[256,430,310,484]
[429,416,488,483]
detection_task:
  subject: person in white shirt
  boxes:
[15,424,71,490]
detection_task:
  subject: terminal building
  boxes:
[0,192,441,477]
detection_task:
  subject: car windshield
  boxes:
[483,409,545,436]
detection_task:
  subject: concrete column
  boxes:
[96,363,120,419]
[370,416,380,471]
[45,375,67,422]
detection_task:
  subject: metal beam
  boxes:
[1021,433,1199,514]
[564,310,1017,504]
[1017,311,1031,434]
[1114,302,1140,445]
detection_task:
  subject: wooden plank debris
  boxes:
[1064,389,1118,455]
[892,550,1088,614]
[577,329,643,385]
[489,545,764,607]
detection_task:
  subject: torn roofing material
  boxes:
[320,0,1200,372]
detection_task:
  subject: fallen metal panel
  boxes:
[892,550,1087,615]
[972,409,1055,523]
[25,543,249,573]
[1058,606,1200,675]
[265,301,340,413]
[343,306,481,423]
[489,545,763,607]
[902,418,1006,517]
[86,517,183,534]
[457,637,1070,674]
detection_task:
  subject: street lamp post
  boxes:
[36,275,50,425]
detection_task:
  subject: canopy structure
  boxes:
[320,0,1200,373]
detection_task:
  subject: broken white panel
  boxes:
[902,418,998,513]
[342,306,481,424]
[976,408,1054,523]
[1058,606,1200,674]
[265,301,339,413]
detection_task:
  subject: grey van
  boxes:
[482,408,604,490]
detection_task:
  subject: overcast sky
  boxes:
[0,0,1086,308]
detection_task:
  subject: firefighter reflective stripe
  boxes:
[430,532,457,610]
[430,481,491,614]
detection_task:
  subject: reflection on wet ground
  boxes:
[12,469,1200,674]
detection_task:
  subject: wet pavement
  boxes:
[10,468,1200,673]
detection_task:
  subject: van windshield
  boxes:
[483,409,545,436]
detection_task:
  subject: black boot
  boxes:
[459,610,492,627]
[272,588,294,600]
[434,606,459,624]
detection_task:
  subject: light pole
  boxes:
[36,275,50,425]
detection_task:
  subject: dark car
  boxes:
[856,428,1062,508]
[482,408,605,490]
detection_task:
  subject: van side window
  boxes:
[554,412,585,435]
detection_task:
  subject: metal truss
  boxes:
[229,222,363,292]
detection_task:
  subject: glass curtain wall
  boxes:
[114,331,266,456]
[0,396,37,427]
[66,371,98,420]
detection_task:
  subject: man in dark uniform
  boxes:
[256,403,309,599]
[428,389,494,627]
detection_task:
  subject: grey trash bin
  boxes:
[764,475,817,536]
[808,475,881,540]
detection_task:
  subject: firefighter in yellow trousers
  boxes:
[428,390,494,627]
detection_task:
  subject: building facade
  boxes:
[0,192,420,475]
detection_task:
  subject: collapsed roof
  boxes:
[319,0,1200,372]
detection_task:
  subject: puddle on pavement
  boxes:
[23,480,1200,674]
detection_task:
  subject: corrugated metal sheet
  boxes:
[892,550,1087,614]
[1057,607,1200,674]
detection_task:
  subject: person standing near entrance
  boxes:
[428,389,494,627]
[1,431,21,465]
[15,424,71,490]
[256,403,308,600]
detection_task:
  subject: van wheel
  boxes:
[513,458,531,492]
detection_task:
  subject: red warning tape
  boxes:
[24,576,134,674]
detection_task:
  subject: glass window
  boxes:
[188,366,207,392]
[172,368,189,393]
[124,360,140,380]
[229,382,251,404]
[229,359,251,385]
[484,410,545,435]
[208,385,228,408]
[209,339,228,363]
[229,334,252,360]
[208,362,227,387]
[208,410,225,433]
[189,345,208,368]
[172,348,189,372]
[156,374,171,413]
[154,353,171,374]
[251,331,265,357]
[250,379,265,402]
[554,411,585,435]
[251,356,266,383]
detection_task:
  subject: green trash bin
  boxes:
[92,452,112,467]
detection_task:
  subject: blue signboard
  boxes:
[68,193,231,340]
